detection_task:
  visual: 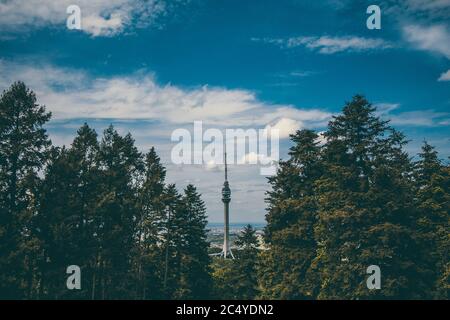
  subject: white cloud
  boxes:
[0,0,170,37]
[374,102,450,126]
[0,60,332,129]
[401,23,450,82]
[241,152,277,165]
[438,69,450,81]
[82,12,125,37]
[253,36,393,54]
[265,117,303,139]
[2,59,445,132]
[389,110,450,126]
[392,0,450,18]
[374,103,400,115]
[405,0,450,10]
[402,24,450,59]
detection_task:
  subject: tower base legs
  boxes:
[219,249,235,259]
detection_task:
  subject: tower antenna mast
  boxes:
[221,142,233,259]
[224,143,228,181]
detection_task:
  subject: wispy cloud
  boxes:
[1,59,444,131]
[438,69,450,81]
[252,35,393,54]
[288,71,316,77]
[402,24,450,59]
[385,0,450,19]
[265,70,319,87]
[0,60,332,129]
[0,0,184,37]
[405,0,450,11]
[402,24,450,81]
[375,103,450,126]
[390,110,450,126]
[374,103,401,115]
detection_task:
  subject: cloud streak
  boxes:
[375,103,450,127]
[253,35,393,54]
[0,0,178,37]
[385,0,450,19]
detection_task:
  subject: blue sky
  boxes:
[0,0,449,222]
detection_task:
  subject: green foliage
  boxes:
[1,83,447,300]
[0,82,212,300]
[211,258,240,299]
[262,95,449,300]
[414,143,450,298]
[176,184,212,299]
[261,130,321,299]
[212,224,260,299]
[234,224,259,299]
[161,184,212,299]
[0,82,51,299]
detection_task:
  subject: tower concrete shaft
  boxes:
[221,151,234,259]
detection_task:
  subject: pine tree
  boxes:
[260,130,321,299]
[68,124,101,300]
[211,258,240,299]
[38,124,101,299]
[176,184,212,299]
[162,184,183,298]
[314,95,429,299]
[159,184,212,299]
[262,95,441,299]
[37,146,80,299]
[136,147,167,299]
[0,82,51,299]
[94,125,143,299]
[415,143,450,298]
[234,224,259,299]
[212,225,260,300]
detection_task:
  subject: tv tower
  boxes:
[221,147,234,259]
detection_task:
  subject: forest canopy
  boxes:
[0,82,448,300]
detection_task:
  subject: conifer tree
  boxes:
[176,184,212,299]
[415,143,450,298]
[314,96,429,299]
[260,130,321,299]
[262,95,441,299]
[158,184,212,299]
[234,224,259,299]
[94,125,143,299]
[37,144,91,299]
[0,82,51,299]
[162,184,183,298]
[136,147,168,299]
[211,258,240,299]
[67,124,101,299]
